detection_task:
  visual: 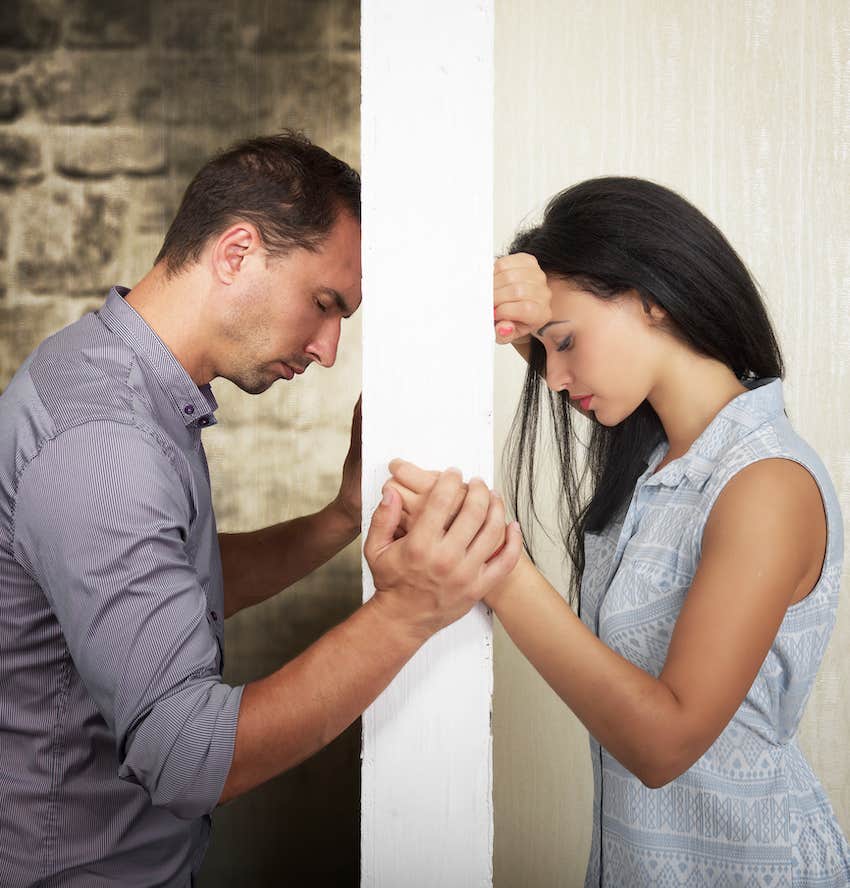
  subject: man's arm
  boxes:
[15,422,242,819]
[219,502,358,618]
[220,396,362,618]
[219,472,522,804]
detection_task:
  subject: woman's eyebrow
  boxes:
[536,319,571,336]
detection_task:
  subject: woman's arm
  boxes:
[488,458,825,786]
[391,457,826,787]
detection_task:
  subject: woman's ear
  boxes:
[647,301,667,323]
[631,290,667,326]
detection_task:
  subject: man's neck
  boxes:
[124,265,216,386]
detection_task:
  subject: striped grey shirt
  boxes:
[0,286,244,887]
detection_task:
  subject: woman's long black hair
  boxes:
[503,177,784,611]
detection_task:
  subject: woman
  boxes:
[389,177,850,886]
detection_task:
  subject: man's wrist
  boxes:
[365,591,433,651]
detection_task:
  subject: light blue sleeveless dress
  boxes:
[580,378,850,887]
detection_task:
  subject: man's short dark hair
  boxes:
[155,131,361,275]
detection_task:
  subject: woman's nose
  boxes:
[545,357,572,393]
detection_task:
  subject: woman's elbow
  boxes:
[634,749,698,789]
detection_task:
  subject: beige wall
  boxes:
[492,2,850,885]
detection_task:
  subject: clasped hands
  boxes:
[363,460,523,641]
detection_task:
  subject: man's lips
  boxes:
[277,362,308,380]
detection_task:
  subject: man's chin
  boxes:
[229,373,276,396]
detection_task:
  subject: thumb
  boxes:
[364,486,403,561]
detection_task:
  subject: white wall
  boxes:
[361,2,495,885]
[492,3,850,885]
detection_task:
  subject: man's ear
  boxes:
[211,223,263,285]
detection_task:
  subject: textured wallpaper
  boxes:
[493,2,850,886]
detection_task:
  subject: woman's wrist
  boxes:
[484,548,532,613]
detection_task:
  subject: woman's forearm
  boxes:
[489,557,691,787]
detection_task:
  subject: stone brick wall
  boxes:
[0,1,362,885]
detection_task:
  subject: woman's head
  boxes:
[513,176,783,402]
[504,177,783,606]
[529,277,674,427]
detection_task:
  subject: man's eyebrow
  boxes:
[319,287,354,318]
[536,319,571,336]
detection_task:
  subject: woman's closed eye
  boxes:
[556,335,574,352]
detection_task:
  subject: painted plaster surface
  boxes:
[361,1,495,885]
[493,2,850,886]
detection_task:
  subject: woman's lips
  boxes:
[571,394,594,410]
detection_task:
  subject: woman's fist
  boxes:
[493,253,552,345]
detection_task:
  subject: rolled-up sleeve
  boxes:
[13,419,243,820]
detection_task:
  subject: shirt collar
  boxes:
[96,285,218,429]
[641,377,785,490]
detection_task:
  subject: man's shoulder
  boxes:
[0,310,175,482]
[20,310,150,430]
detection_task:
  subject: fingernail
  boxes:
[497,323,514,336]
[382,489,393,505]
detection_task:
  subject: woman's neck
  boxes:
[646,351,749,465]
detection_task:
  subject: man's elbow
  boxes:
[118,681,243,821]
[147,776,217,821]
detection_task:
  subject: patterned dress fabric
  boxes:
[580,378,850,887]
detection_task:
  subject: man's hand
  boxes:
[493,253,552,345]
[364,468,521,641]
[331,395,361,533]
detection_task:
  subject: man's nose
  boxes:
[307,317,341,368]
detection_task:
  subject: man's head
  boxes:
[156,131,360,276]
[153,132,362,393]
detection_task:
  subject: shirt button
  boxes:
[184,404,195,415]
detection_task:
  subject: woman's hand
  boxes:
[384,459,466,538]
[383,460,527,614]
[493,253,552,346]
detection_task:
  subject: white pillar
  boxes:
[361,2,495,885]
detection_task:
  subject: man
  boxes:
[0,132,520,886]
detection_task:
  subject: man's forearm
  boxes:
[219,501,359,618]
[217,594,423,805]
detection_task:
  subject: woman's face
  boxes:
[532,277,668,426]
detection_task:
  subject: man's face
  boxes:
[219,211,362,394]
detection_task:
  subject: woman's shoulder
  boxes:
[707,409,839,508]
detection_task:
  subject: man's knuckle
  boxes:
[406,539,425,564]
[432,551,456,578]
